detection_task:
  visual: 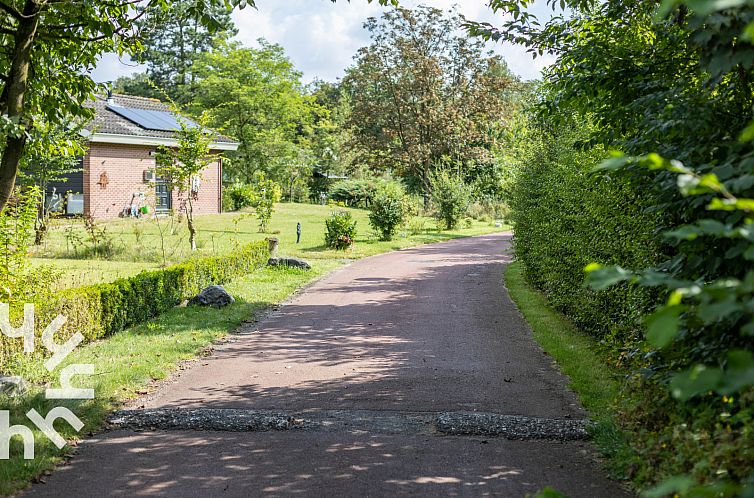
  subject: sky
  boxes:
[92,0,556,85]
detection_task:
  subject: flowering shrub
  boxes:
[325,210,357,250]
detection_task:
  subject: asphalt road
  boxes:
[23,233,630,498]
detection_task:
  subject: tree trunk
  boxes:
[186,195,197,251]
[422,166,432,211]
[0,2,41,212]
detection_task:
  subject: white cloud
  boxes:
[90,53,145,84]
[92,0,556,83]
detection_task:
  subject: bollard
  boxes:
[266,237,279,256]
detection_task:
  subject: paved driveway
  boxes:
[24,233,629,497]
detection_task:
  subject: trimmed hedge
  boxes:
[509,124,664,348]
[1,242,269,361]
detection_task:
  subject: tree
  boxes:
[18,121,87,244]
[0,0,396,214]
[344,6,517,207]
[155,116,216,251]
[135,0,237,103]
[192,41,323,189]
[249,171,282,233]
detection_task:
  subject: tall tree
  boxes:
[192,40,324,189]
[0,0,395,214]
[344,6,517,206]
[135,0,237,103]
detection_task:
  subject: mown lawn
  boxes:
[2,205,508,495]
[31,202,505,287]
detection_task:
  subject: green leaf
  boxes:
[641,476,696,498]
[698,295,741,324]
[645,305,685,348]
[584,265,634,290]
[670,365,723,401]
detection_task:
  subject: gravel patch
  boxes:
[108,409,300,432]
[435,411,591,440]
[109,408,591,441]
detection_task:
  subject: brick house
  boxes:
[48,93,238,219]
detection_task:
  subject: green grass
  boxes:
[0,264,338,495]
[1,205,507,495]
[32,202,505,286]
[504,261,634,481]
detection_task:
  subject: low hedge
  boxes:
[1,242,269,361]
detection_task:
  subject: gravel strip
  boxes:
[108,408,591,441]
[108,409,300,432]
[435,411,591,440]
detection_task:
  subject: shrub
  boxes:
[368,182,410,241]
[0,242,269,364]
[328,179,381,208]
[508,124,662,345]
[250,172,282,233]
[430,169,472,229]
[325,210,357,250]
[224,183,255,211]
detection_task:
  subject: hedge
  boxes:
[1,241,269,361]
[508,124,664,349]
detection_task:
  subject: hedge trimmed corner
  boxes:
[1,242,269,361]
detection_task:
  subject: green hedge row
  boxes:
[1,242,269,360]
[509,125,664,348]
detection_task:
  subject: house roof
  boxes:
[83,93,239,151]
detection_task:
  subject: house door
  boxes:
[155,181,172,213]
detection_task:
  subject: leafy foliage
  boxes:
[328,179,382,208]
[155,113,216,251]
[368,182,410,241]
[325,210,357,250]
[484,0,754,493]
[345,6,518,205]
[192,41,324,188]
[224,182,256,211]
[250,172,283,233]
[430,169,472,230]
[134,0,237,103]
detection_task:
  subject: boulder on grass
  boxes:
[267,257,311,270]
[189,285,235,308]
[0,375,27,397]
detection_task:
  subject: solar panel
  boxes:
[106,105,198,132]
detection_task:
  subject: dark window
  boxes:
[155,181,172,212]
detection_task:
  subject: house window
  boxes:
[155,181,171,212]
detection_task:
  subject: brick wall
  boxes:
[84,142,222,219]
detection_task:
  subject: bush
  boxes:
[508,124,662,345]
[324,210,357,250]
[0,242,270,364]
[368,182,410,241]
[430,169,472,229]
[224,183,255,211]
[328,179,381,208]
[250,172,282,233]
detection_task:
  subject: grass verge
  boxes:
[504,261,634,481]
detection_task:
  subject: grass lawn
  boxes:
[1,205,508,495]
[31,202,505,287]
[504,261,634,483]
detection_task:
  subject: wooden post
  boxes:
[266,237,279,256]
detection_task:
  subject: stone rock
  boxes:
[0,375,27,397]
[188,285,235,308]
[267,257,311,270]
